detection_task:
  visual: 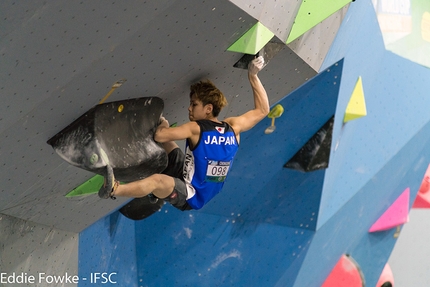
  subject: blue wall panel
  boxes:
[79,212,138,287]
[294,117,430,286]
[238,168,325,231]
[134,206,314,287]
[205,60,343,229]
[318,0,387,230]
[318,0,430,229]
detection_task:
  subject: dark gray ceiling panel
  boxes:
[0,0,316,232]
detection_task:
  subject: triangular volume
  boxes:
[344,77,367,123]
[321,254,364,287]
[284,116,334,172]
[287,0,351,44]
[227,22,274,55]
[369,188,410,232]
[413,164,430,208]
[66,175,103,197]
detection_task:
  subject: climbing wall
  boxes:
[0,0,316,233]
[3,0,430,286]
[80,1,430,285]
[0,0,318,285]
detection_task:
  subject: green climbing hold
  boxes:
[66,175,104,197]
[287,0,351,44]
[227,22,274,55]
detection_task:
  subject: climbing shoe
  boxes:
[98,165,119,199]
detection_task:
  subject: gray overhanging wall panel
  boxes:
[0,1,271,232]
[0,213,78,284]
[1,165,130,233]
[0,0,178,135]
[229,0,351,72]
[287,6,351,71]
[0,0,316,232]
[221,45,317,119]
[228,0,302,42]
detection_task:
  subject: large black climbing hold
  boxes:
[284,116,334,172]
[119,196,165,220]
[233,42,285,69]
[47,97,167,182]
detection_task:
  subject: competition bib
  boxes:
[206,160,231,182]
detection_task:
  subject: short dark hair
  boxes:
[190,80,227,117]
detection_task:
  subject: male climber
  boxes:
[99,56,269,211]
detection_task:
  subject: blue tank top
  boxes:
[183,120,239,209]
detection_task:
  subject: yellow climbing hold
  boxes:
[268,104,284,118]
[118,104,124,113]
[265,104,284,134]
[344,77,367,123]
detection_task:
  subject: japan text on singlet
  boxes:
[183,120,239,209]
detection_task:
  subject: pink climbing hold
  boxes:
[369,188,410,233]
[413,165,430,208]
[376,263,394,287]
[321,254,364,287]
[413,185,430,208]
